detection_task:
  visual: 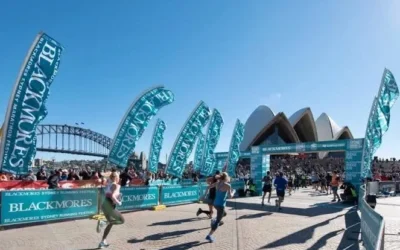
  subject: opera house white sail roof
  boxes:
[240,105,353,158]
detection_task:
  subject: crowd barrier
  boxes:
[0,180,245,227]
[359,185,385,250]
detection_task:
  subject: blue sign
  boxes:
[200,109,224,176]
[108,86,174,167]
[1,189,98,225]
[193,133,205,171]
[226,119,245,177]
[0,33,63,174]
[161,185,199,205]
[148,119,166,173]
[166,101,211,177]
[118,186,159,210]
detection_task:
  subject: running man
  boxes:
[261,171,272,205]
[96,171,125,248]
[205,172,235,243]
[274,172,288,211]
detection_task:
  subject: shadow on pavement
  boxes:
[336,209,361,250]
[226,199,352,217]
[127,227,209,243]
[236,212,272,220]
[147,217,207,226]
[306,229,345,249]
[158,241,208,250]
[258,214,344,249]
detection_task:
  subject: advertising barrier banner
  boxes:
[161,185,199,205]
[200,109,224,176]
[166,101,211,177]
[0,188,98,225]
[226,119,245,177]
[108,86,174,167]
[0,33,63,174]
[118,186,159,210]
[148,119,166,173]
[193,133,205,171]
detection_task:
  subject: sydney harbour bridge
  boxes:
[36,124,111,158]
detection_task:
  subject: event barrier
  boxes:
[0,180,245,227]
[359,185,385,250]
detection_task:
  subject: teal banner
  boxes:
[231,180,244,191]
[108,86,174,167]
[0,32,63,174]
[193,133,205,171]
[118,186,158,210]
[200,109,224,177]
[1,189,98,225]
[227,119,245,177]
[258,140,350,154]
[362,69,399,177]
[199,183,209,197]
[166,101,211,177]
[214,152,228,171]
[377,69,399,134]
[161,185,199,205]
[148,119,166,174]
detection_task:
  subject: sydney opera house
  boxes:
[239,106,353,159]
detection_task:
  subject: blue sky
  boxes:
[1,1,400,162]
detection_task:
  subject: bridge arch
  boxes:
[36,124,112,157]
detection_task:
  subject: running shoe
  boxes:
[206,235,215,243]
[98,241,110,249]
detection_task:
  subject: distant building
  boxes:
[240,106,353,159]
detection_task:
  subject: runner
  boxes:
[287,175,293,196]
[205,172,235,243]
[197,171,220,218]
[261,171,272,205]
[274,172,288,211]
[96,171,125,249]
[331,170,341,202]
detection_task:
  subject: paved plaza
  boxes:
[0,188,363,250]
[375,196,400,250]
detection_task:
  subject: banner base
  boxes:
[152,205,166,211]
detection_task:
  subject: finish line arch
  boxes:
[246,138,364,195]
[212,139,364,194]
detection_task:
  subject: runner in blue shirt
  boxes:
[273,172,288,211]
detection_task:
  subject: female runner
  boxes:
[205,172,235,243]
[96,171,125,248]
